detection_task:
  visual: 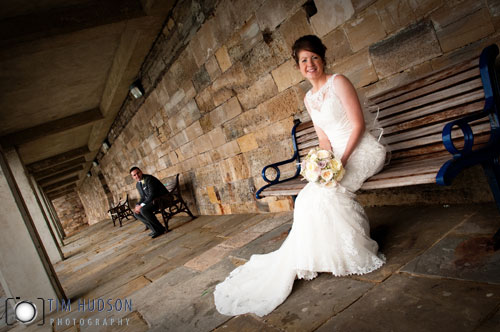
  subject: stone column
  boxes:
[31,176,64,247]
[4,147,63,263]
[0,148,66,312]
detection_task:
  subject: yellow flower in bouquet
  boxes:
[300,147,344,187]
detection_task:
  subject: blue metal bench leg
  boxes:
[481,158,500,249]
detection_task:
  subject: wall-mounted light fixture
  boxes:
[92,159,99,167]
[86,172,92,177]
[129,79,144,99]
[102,139,110,151]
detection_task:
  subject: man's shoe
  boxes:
[151,231,165,239]
[148,232,155,236]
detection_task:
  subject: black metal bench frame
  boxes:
[108,194,135,227]
[153,174,196,231]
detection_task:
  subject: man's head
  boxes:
[130,166,143,182]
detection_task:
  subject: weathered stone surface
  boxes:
[352,0,377,12]
[435,8,495,53]
[204,55,221,81]
[258,88,301,123]
[254,116,294,146]
[207,126,227,148]
[193,133,214,155]
[192,65,211,93]
[316,274,500,332]
[310,0,355,37]
[219,154,250,182]
[279,8,314,50]
[213,140,240,161]
[345,7,386,52]
[215,45,232,73]
[237,73,278,110]
[271,59,304,92]
[375,0,417,34]
[256,0,305,31]
[236,133,259,152]
[211,64,249,106]
[185,121,204,141]
[408,0,444,18]
[331,48,378,87]
[322,28,353,64]
[195,87,215,114]
[430,0,483,29]
[209,97,243,128]
[369,20,441,78]
[227,16,263,63]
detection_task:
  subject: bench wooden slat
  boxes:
[379,79,483,119]
[388,121,490,151]
[376,67,480,110]
[369,57,478,104]
[383,100,484,135]
[379,89,484,128]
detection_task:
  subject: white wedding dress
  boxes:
[214,74,387,317]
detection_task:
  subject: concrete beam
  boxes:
[1,108,104,147]
[26,146,90,173]
[32,157,87,179]
[42,176,79,192]
[37,166,84,185]
[0,0,146,48]
[45,184,77,196]
[49,189,77,200]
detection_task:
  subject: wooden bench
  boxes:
[153,173,196,231]
[255,44,500,245]
[108,194,135,227]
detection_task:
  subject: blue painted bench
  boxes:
[256,45,500,246]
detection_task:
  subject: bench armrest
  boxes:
[442,111,490,155]
[255,121,302,199]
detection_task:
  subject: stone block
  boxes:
[185,120,204,141]
[229,0,267,29]
[258,87,301,123]
[271,59,304,92]
[236,133,259,153]
[237,73,278,110]
[193,133,213,155]
[222,106,273,141]
[227,16,263,63]
[369,20,441,79]
[179,141,197,160]
[310,0,355,37]
[408,0,445,19]
[279,8,314,50]
[430,0,482,29]
[322,28,352,64]
[196,18,221,66]
[163,89,185,117]
[256,0,304,31]
[215,45,232,73]
[205,55,221,81]
[254,116,294,146]
[345,7,386,52]
[199,114,214,133]
[207,127,227,148]
[195,87,215,114]
[197,151,213,167]
[209,97,243,128]
[181,80,197,105]
[376,0,417,34]
[352,0,377,12]
[170,130,189,150]
[435,8,495,53]
[206,185,221,204]
[219,154,251,182]
[192,65,211,93]
[213,0,239,43]
[216,141,241,160]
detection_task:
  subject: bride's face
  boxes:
[297,50,324,80]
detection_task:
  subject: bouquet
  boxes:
[300,147,345,187]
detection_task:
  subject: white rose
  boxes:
[321,169,334,182]
[305,169,320,182]
[317,149,331,159]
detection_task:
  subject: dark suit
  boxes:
[134,174,169,233]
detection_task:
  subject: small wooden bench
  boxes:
[255,44,500,239]
[153,173,196,231]
[108,194,135,227]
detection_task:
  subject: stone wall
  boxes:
[77,169,111,224]
[52,191,88,234]
[78,0,500,216]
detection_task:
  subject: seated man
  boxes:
[130,166,168,238]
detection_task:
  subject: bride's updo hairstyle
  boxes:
[292,35,327,65]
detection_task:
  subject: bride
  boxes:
[214,35,387,317]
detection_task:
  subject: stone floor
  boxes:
[7,203,500,332]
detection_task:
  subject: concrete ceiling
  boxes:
[0,0,174,199]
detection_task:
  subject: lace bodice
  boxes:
[305,74,386,192]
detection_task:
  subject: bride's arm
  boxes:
[304,97,332,151]
[333,75,365,166]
